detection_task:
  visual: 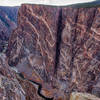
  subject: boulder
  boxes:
[70,92,100,100]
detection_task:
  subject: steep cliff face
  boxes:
[0,53,45,100]
[58,7,98,94]
[0,6,18,52]
[7,4,60,84]
[0,53,26,100]
[7,4,100,100]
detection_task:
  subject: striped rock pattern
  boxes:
[7,5,100,100]
[57,8,100,97]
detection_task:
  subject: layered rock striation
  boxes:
[7,4,100,100]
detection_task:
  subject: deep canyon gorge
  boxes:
[0,4,100,100]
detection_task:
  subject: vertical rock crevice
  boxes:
[86,8,97,31]
[54,8,64,75]
[70,8,79,72]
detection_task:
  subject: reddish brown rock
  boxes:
[57,7,100,97]
[6,4,63,99]
[7,4,100,100]
[7,4,60,83]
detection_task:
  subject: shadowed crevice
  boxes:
[18,73,53,100]
[87,8,97,31]
[70,9,79,70]
[54,8,64,75]
[29,80,54,100]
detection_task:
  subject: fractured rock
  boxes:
[70,92,100,100]
[6,4,100,100]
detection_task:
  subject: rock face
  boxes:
[58,7,99,94]
[0,53,26,100]
[7,4,60,85]
[0,53,45,100]
[70,92,100,100]
[7,4,100,100]
[0,6,19,52]
[58,8,100,97]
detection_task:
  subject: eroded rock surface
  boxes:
[0,53,46,100]
[70,92,100,100]
[6,4,100,100]
[0,53,25,100]
[7,5,60,82]
[0,6,18,52]
[57,8,100,98]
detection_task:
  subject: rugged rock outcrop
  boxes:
[0,53,26,100]
[0,6,19,52]
[57,7,99,94]
[0,53,45,100]
[58,8,100,97]
[7,4,100,100]
[70,92,100,100]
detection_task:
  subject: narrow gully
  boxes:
[18,73,54,100]
[54,8,64,75]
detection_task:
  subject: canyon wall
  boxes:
[6,4,100,100]
[0,6,18,52]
